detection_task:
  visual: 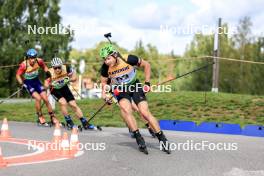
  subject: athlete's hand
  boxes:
[21,83,27,90]
[64,77,70,84]
[51,81,60,89]
[103,93,113,105]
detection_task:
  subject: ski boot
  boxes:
[36,112,49,127]
[65,119,75,130]
[48,112,59,127]
[134,130,148,155]
[81,119,95,130]
[156,131,171,154]
[145,123,156,138]
[128,128,135,138]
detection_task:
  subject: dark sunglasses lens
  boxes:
[54,66,61,70]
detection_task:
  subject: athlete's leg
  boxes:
[58,97,69,116]
[40,91,58,124]
[119,98,138,131]
[68,100,83,118]
[137,101,161,133]
[32,92,42,113]
[137,101,170,153]
[40,91,54,114]
[57,97,74,128]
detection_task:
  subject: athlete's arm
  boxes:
[67,66,77,82]
[16,63,25,85]
[101,76,109,99]
[16,74,23,85]
[138,59,151,83]
[69,72,77,82]
[38,59,49,72]
[126,54,151,83]
[44,71,51,89]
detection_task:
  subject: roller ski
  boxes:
[82,122,102,131]
[61,119,83,132]
[134,130,148,155]
[156,131,171,154]
[81,117,102,131]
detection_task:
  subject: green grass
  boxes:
[1,91,264,128]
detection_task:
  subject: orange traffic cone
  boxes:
[70,127,80,155]
[52,123,62,144]
[0,118,11,139]
[50,123,62,154]
[60,132,73,158]
[0,147,7,168]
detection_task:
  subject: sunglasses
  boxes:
[53,66,62,70]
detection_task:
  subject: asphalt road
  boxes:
[0,121,264,176]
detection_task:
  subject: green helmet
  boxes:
[99,44,116,59]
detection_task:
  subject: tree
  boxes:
[232,16,253,93]
[0,0,73,97]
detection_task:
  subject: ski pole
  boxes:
[70,85,83,99]
[0,87,23,104]
[87,96,114,124]
[157,62,214,85]
[87,62,214,123]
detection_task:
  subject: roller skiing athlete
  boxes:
[99,44,171,154]
[44,57,96,131]
[16,48,59,127]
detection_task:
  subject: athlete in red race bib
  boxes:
[16,48,58,126]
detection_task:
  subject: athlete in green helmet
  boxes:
[99,44,171,154]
